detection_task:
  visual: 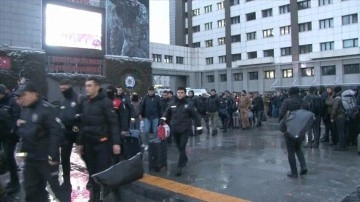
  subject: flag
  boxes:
[0,56,11,69]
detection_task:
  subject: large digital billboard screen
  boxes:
[106,0,149,58]
[43,1,105,57]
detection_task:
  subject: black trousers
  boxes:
[284,134,306,174]
[4,139,19,183]
[84,141,112,193]
[61,131,77,186]
[24,159,54,202]
[174,130,191,167]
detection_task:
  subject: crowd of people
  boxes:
[0,76,359,201]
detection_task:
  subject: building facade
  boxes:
[153,0,360,93]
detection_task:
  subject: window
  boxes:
[218,56,226,63]
[298,0,311,10]
[320,41,334,51]
[164,55,173,63]
[230,0,240,6]
[234,73,243,81]
[205,39,213,47]
[344,64,360,74]
[247,51,257,59]
[279,4,290,14]
[281,47,291,56]
[220,74,227,82]
[185,28,188,34]
[282,69,293,78]
[246,12,256,21]
[299,22,312,32]
[262,8,272,18]
[343,38,358,48]
[249,72,258,80]
[192,25,200,33]
[152,54,161,62]
[204,5,212,13]
[176,56,184,64]
[217,1,224,10]
[207,75,214,83]
[263,49,274,57]
[218,37,225,45]
[218,19,225,28]
[231,34,241,43]
[205,22,212,30]
[263,28,274,38]
[319,18,333,29]
[246,32,256,40]
[192,8,200,16]
[342,14,358,25]
[321,65,336,75]
[319,0,333,6]
[301,67,314,77]
[193,42,200,48]
[299,44,312,54]
[231,16,240,24]
[232,53,241,61]
[206,57,214,65]
[265,70,275,79]
[280,25,291,35]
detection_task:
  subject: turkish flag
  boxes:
[0,56,11,69]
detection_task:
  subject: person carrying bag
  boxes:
[279,87,313,178]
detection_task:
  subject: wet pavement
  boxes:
[2,118,360,201]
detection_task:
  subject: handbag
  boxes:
[91,152,144,187]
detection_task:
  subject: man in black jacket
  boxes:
[139,86,162,146]
[14,82,63,201]
[58,79,83,196]
[252,92,264,127]
[77,77,121,201]
[0,84,21,194]
[206,89,220,136]
[115,86,136,133]
[279,87,307,178]
[161,87,202,176]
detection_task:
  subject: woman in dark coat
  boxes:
[279,87,308,178]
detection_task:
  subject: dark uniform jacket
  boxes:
[206,95,220,113]
[16,99,63,161]
[279,95,307,122]
[162,97,201,134]
[196,97,207,115]
[59,88,82,136]
[0,93,21,136]
[78,89,120,145]
[117,93,135,132]
[252,96,264,112]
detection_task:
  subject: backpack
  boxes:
[308,95,323,116]
[339,89,359,120]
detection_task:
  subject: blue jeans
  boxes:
[144,118,159,144]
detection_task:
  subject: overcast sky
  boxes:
[149,0,169,44]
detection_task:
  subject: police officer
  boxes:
[115,86,136,133]
[58,79,83,197]
[161,87,202,176]
[14,82,64,201]
[77,77,121,201]
[0,84,21,194]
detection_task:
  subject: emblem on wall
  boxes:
[125,75,136,88]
